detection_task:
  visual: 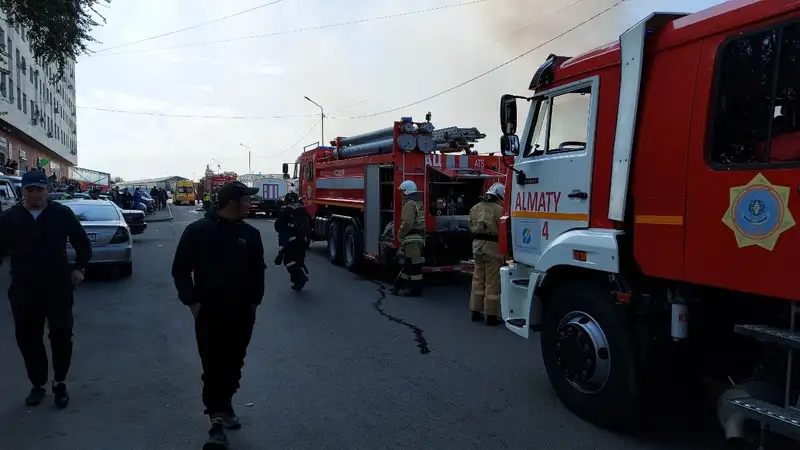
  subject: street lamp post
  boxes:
[239,143,252,174]
[304,96,325,146]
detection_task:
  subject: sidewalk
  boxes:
[146,203,173,222]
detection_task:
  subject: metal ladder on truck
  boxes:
[731,301,800,447]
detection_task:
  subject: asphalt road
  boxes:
[0,205,731,450]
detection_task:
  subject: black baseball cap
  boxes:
[217,181,258,204]
[21,170,48,189]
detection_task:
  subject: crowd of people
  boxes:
[104,185,168,212]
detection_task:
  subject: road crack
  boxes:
[369,279,431,355]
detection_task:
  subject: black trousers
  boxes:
[283,242,308,284]
[195,303,256,416]
[8,281,75,387]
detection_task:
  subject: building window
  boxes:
[9,78,13,102]
[29,99,33,118]
[21,92,25,113]
[16,85,20,110]
[710,22,800,167]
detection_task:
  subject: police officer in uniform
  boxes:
[171,181,266,450]
[274,191,311,291]
[469,182,505,326]
[389,180,425,296]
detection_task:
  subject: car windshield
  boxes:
[65,203,120,222]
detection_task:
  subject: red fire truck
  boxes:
[496,0,800,446]
[282,117,509,273]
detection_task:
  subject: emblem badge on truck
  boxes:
[722,173,795,251]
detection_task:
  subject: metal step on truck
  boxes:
[495,0,800,447]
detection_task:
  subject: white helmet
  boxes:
[398,180,418,195]
[486,182,505,200]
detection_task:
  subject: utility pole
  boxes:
[304,96,325,145]
[240,143,252,174]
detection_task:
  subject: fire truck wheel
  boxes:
[343,224,363,272]
[327,221,344,266]
[540,279,639,430]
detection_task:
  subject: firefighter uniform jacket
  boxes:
[398,199,425,245]
[468,199,504,258]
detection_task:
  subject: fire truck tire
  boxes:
[540,279,639,430]
[327,221,344,266]
[343,224,363,272]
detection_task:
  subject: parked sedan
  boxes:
[116,204,147,235]
[58,199,133,276]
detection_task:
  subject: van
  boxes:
[174,180,196,205]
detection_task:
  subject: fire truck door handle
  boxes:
[568,191,588,200]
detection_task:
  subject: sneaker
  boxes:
[471,311,483,322]
[52,382,69,409]
[25,387,46,406]
[202,418,230,450]
[221,411,241,430]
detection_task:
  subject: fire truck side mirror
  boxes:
[282,163,288,176]
[500,94,517,135]
[500,135,520,156]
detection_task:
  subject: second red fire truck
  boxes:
[282,116,509,273]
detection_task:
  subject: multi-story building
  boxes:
[0,11,77,180]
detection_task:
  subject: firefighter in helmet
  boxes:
[469,182,505,326]
[274,190,311,290]
[389,180,425,296]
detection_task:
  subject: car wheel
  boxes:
[119,261,133,277]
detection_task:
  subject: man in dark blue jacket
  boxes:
[0,170,91,409]
[171,181,266,450]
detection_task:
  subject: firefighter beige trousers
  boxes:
[469,253,503,317]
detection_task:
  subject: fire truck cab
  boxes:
[497,0,800,445]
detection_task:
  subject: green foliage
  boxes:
[0,0,110,81]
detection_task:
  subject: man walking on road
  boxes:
[0,170,91,408]
[171,180,266,450]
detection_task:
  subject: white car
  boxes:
[58,199,133,276]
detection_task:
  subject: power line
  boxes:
[260,119,322,160]
[331,0,627,120]
[100,0,490,57]
[76,106,317,120]
[93,0,287,53]
[330,0,586,114]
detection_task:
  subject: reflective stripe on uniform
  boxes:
[402,234,424,244]
[286,261,296,267]
[410,274,423,281]
[400,273,410,280]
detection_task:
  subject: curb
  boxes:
[147,202,173,223]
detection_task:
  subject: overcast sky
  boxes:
[75,0,724,181]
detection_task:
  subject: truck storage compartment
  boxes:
[426,166,495,266]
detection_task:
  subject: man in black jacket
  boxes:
[0,170,92,409]
[171,181,266,450]
[274,191,311,291]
